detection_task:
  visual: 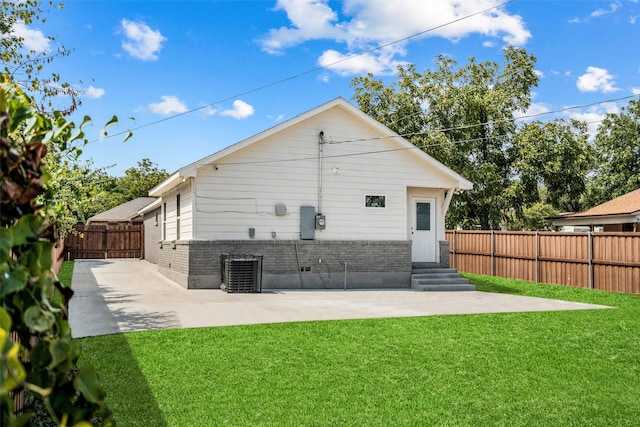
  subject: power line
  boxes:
[96,1,513,142]
[329,93,640,145]
[212,97,635,167]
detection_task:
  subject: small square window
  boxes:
[365,195,386,208]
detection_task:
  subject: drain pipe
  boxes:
[318,131,324,214]
[294,240,303,289]
[343,261,348,290]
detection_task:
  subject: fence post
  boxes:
[491,230,495,277]
[536,231,540,283]
[588,231,594,289]
[103,229,108,260]
[452,230,456,270]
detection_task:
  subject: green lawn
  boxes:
[76,265,640,426]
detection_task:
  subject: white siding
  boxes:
[193,106,458,241]
[162,182,193,240]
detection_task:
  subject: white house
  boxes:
[146,98,472,289]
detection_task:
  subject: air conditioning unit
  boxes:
[220,253,263,293]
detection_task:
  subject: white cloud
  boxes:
[267,113,286,122]
[120,19,166,61]
[317,47,406,76]
[514,102,550,121]
[591,2,620,18]
[567,103,619,137]
[219,100,255,119]
[258,0,531,75]
[84,85,106,99]
[570,1,622,24]
[576,66,619,93]
[534,69,545,78]
[148,96,188,115]
[632,87,640,95]
[10,22,50,52]
[201,106,218,116]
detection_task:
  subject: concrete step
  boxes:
[412,269,461,277]
[411,262,443,269]
[412,283,477,292]
[410,266,476,292]
[412,276,471,284]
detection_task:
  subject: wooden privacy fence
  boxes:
[446,230,640,295]
[66,223,144,259]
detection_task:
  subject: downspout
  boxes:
[190,177,196,238]
[294,240,304,289]
[318,131,324,214]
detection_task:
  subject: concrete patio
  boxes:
[68,259,612,338]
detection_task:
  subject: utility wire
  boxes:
[212,108,628,167]
[96,0,512,142]
[314,93,640,145]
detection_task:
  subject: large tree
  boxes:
[509,119,595,214]
[583,98,640,208]
[1,1,81,115]
[352,46,539,229]
[116,158,169,202]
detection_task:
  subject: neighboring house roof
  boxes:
[149,97,473,197]
[87,197,157,224]
[550,188,640,226]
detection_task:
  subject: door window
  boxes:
[416,202,431,230]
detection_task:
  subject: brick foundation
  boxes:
[157,240,412,290]
[439,240,450,268]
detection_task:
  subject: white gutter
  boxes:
[138,198,162,215]
[148,172,182,197]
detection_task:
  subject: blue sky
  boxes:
[11,0,640,176]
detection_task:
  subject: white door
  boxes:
[411,197,436,262]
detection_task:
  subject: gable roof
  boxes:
[550,188,640,227]
[150,97,472,196]
[87,197,157,224]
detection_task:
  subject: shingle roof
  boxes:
[87,197,157,223]
[567,188,640,218]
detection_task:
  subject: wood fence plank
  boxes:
[67,224,143,260]
[447,230,639,295]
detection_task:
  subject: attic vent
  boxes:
[220,254,263,293]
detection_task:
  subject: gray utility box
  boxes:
[300,206,316,240]
[220,253,263,293]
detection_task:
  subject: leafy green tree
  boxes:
[509,119,595,214]
[1,1,81,115]
[1,80,114,426]
[584,98,640,208]
[49,161,122,231]
[115,158,169,201]
[352,46,539,229]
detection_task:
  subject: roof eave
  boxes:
[552,213,640,226]
[139,198,162,215]
[149,172,191,197]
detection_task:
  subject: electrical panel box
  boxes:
[300,206,316,240]
[315,214,326,230]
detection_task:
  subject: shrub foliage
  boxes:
[0,80,114,425]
